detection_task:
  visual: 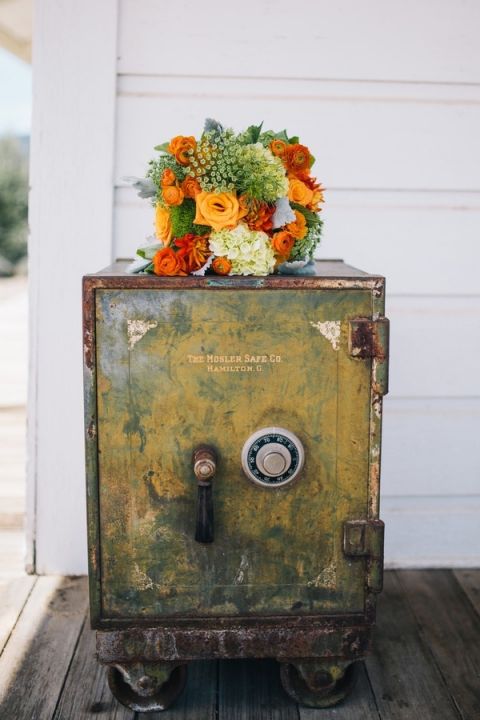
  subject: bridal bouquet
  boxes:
[127,119,324,276]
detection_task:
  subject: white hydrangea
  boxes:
[209,223,276,276]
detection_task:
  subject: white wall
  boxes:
[30,0,480,573]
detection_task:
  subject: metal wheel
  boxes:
[107,663,187,713]
[280,660,358,708]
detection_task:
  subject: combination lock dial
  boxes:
[241,427,305,488]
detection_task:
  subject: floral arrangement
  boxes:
[127,119,324,276]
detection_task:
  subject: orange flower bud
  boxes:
[181,176,201,199]
[162,185,184,207]
[272,231,295,258]
[212,256,232,275]
[161,168,176,187]
[167,135,196,166]
[152,247,188,276]
[269,139,288,158]
[285,210,307,240]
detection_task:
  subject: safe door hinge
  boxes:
[343,520,385,593]
[349,318,389,395]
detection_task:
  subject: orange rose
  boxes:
[285,144,311,175]
[152,247,188,276]
[288,178,313,206]
[285,210,307,240]
[161,168,176,187]
[272,231,295,258]
[162,185,184,207]
[167,135,196,166]
[269,139,288,158]
[212,256,232,275]
[194,191,248,232]
[174,234,211,273]
[155,205,172,246]
[181,176,201,199]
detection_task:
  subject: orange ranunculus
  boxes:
[167,135,197,166]
[162,185,184,207]
[194,191,248,232]
[285,144,311,175]
[161,168,176,187]
[288,178,314,206]
[272,231,295,258]
[155,205,172,246]
[174,234,211,273]
[269,139,288,159]
[239,195,275,232]
[152,247,188,276]
[181,176,202,199]
[285,210,307,240]
[212,256,232,275]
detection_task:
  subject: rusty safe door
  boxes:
[95,288,373,620]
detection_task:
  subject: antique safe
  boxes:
[83,260,389,711]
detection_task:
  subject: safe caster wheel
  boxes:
[107,661,187,712]
[280,659,358,708]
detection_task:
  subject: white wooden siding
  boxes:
[30,0,480,573]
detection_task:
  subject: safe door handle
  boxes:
[193,445,216,544]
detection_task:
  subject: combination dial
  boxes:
[241,427,305,488]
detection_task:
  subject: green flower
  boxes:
[235,143,288,202]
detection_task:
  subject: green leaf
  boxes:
[154,142,170,153]
[309,153,316,167]
[288,135,299,144]
[137,241,162,260]
[273,129,289,142]
[243,122,264,144]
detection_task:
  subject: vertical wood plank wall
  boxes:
[30,0,480,572]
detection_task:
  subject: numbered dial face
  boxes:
[241,427,305,488]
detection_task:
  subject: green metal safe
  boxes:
[83,260,389,711]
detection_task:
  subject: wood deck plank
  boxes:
[53,611,133,720]
[144,660,217,720]
[453,569,480,616]
[0,576,87,720]
[219,658,299,720]
[365,571,460,720]
[298,662,380,720]
[0,575,35,655]
[398,569,480,720]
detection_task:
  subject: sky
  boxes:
[0,48,32,136]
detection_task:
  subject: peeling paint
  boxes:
[132,563,154,591]
[310,320,341,351]
[127,319,158,351]
[233,554,249,585]
[307,562,337,589]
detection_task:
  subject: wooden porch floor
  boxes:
[0,570,478,719]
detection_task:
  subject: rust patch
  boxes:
[87,419,97,440]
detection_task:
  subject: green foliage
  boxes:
[238,122,264,145]
[290,218,323,261]
[0,136,28,266]
[170,199,210,238]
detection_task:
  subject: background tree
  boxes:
[0,136,28,272]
